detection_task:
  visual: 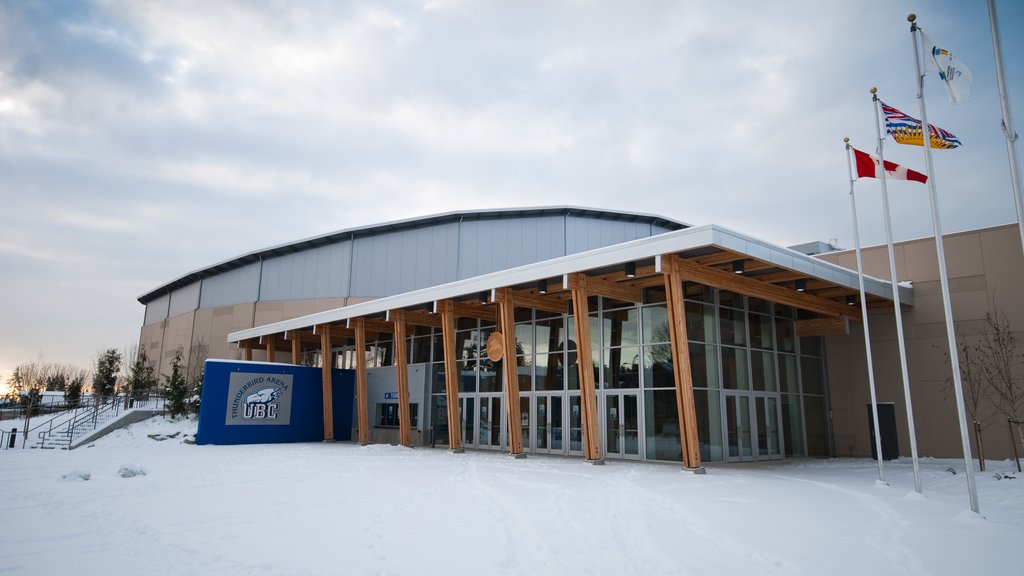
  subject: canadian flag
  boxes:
[852,147,928,183]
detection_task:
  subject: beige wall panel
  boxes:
[860,246,898,281]
[314,297,347,312]
[949,289,996,324]
[980,226,1024,321]
[157,312,196,378]
[942,232,986,278]
[254,301,286,327]
[948,275,988,294]
[281,300,318,320]
[901,240,939,283]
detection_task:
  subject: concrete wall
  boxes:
[818,224,1024,460]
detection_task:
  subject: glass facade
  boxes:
[398,281,831,462]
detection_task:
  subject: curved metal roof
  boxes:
[138,206,688,304]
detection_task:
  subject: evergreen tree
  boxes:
[188,368,204,417]
[126,348,157,401]
[94,348,122,401]
[165,350,189,418]
[65,373,85,409]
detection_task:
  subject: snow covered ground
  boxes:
[0,416,1021,576]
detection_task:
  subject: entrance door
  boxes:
[533,394,566,454]
[460,396,475,448]
[603,392,641,459]
[755,395,782,458]
[725,393,753,461]
[477,395,503,450]
[725,392,783,461]
[568,394,584,455]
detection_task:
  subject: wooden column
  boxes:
[241,340,253,361]
[494,289,524,457]
[391,311,413,447]
[438,300,464,452]
[264,335,276,363]
[664,260,702,470]
[568,274,602,463]
[319,324,334,442]
[290,333,302,365]
[353,317,370,445]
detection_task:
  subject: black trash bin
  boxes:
[867,402,899,460]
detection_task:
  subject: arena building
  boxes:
[137,207,1024,467]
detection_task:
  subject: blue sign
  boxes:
[384,391,399,400]
[197,360,354,445]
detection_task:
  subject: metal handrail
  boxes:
[1,392,169,450]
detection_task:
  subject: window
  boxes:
[375,403,419,428]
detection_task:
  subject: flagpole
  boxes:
[870,87,922,494]
[986,0,1024,256]
[908,14,979,514]
[845,137,886,484]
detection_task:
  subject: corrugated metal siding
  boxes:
[349,222,459,297]
[459,215,565,278]
[144,294,169,326]
[259,242,350,301]
[565,216,652,253]
[199,262,261,308]
[168,282,200,317]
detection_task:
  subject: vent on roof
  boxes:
[788,240,842,256]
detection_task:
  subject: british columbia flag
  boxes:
[880,101,961,149]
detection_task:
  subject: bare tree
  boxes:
[942,330,998,470]
[974,311,1024,453]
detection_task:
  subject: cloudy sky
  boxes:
[1,0,1022,385]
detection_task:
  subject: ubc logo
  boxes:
[243,387,281,420]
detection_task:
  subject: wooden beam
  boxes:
[356,318,394,334]
[668,255,861,321]
[664,271,702,470]
[391,311,413,447]
[318,324,334,442]
[566,273,642,304]
[756,270,809,284]
[241,340,253,362]
[438,300,464,451]
[795,316,850,337]
[494,288,524,456]
[353,317,370,445]
[397,309,442,329]
[568,274,602,462]
[451,301,497,322]
[324,324,356,340]
[264,334,277,363]
[504,288,568,315]
[291,335,301,365]
[807,286,859,299]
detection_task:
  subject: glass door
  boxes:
[477,395,503,450]
[603,392,641,459]
[533,393,566,454]
[461,396,475,448]
[568,394,584,455]
[725,392,783,461]
[755,395,783,458]
[725,393,753,461]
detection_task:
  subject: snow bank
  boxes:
[0,416,1020,575]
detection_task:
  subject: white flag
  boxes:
[921,30,972,104]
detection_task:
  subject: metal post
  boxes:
[986,0,1024,256]
[871,88,923,493]
[909,15,979,513]
[845,137,886,483]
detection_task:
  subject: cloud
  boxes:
[0,0,1021,376]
